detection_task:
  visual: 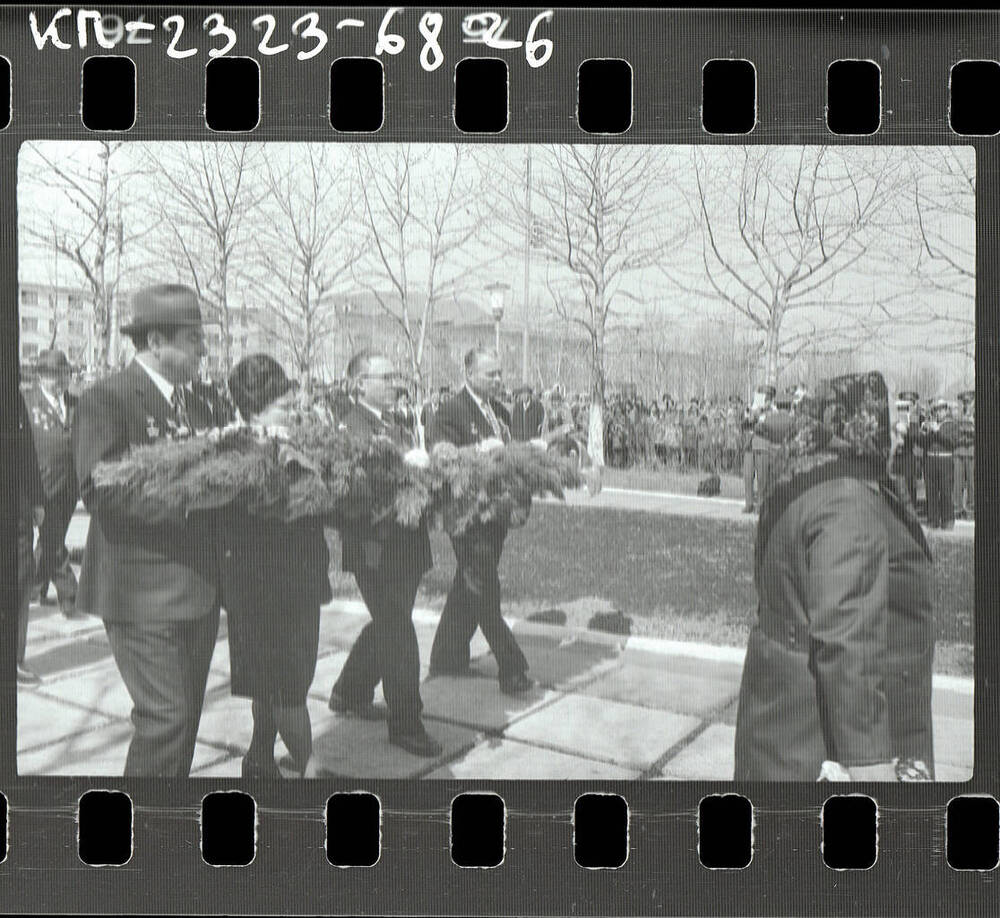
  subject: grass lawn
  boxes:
[328,502,974,676]
[603,466,746,501]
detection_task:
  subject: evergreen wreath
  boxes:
[90,424,582,535]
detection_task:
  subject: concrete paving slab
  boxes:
[657,724,735,780]
[310,699,480,778]
[26,603,102,644]
[25,634,114,679]
[32,663,133,722]
[933,714,974,769]
[474,629,623,689]
[194,685,255,751]
[306,650,350,701]
[507,694,701,770]
[582,657,742,717]
[318,602,370,651]
[935,763,973,782]
[932,687,974,720]
[17,689,116,751]
[19,723,229,777]
[419,673,560,732]
[189,751,242,778]
[427,737,641,780]
[18,720,133,776]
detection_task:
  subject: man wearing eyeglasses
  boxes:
[328,350,442,758]
[426,347,533,696]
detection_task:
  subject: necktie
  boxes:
[171,386,191,429]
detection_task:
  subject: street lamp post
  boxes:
[485,281,509,358]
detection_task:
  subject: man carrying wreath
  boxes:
[72,284,227,777]
[427,347,533,696]
[328,351,443,758]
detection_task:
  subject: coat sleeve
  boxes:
[17,393,45,508]
[803,481,892,767]
[427,403,464,447]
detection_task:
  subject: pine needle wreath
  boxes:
[90,424,582,535]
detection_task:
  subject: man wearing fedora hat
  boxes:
[23,348,82,619]
[72,284,226,777]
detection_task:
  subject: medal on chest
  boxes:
[145,415,161,439]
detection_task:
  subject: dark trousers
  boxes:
[743,449,770,510]
[34,489,78,605]
[17,515,35,665]
[430,524,528,681]
[925,455,955,528]
[954,454,974,515]
[333,570,424,734]
[104,608,221,777]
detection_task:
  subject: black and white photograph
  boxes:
[15,139,974,781]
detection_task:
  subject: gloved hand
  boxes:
[478,437,504,453]
[528,438,548,451]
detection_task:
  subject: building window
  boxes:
[21,317,38,332]
[47,294,56,307]
[68,294,83,308]
[23,343,39,358]
[21,290,38,306]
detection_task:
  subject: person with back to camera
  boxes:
[221,354,332,778]
[734,370,935,782]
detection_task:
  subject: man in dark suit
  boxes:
[427,347,532,695]
[72,284,223,777]
[510,385,545,441]
[16,388,47,684]
[23,348,82,618]
[328,351,442,757]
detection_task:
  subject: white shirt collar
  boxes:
[38,383,64,415]
[357,399,384,422]
[135,354,177,405]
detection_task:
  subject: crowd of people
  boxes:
[15,281,972,782]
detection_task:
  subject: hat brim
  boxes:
[120,316,217,334]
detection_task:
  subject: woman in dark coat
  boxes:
[222,355,333,778]
[734,371,935,782]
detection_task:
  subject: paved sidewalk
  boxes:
[17,594,973,781]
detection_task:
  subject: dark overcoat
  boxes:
[734,476,935,780]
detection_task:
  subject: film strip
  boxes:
[0,5,996,914]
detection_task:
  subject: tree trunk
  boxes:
[587,325,606,466]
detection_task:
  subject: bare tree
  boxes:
[251,145,362,392]
[528,145,688,465]
[909,147,975,361]
[352,144,486,397]
[20,141,136,370]
[674,146,916,386]
[140,142,262,374]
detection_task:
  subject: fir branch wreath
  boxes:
[90,424,583,536]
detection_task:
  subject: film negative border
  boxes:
[0,6,997,915]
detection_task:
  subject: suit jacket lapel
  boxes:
[127,361,174,442]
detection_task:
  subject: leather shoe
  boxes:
[499,672,535,696]
[389,730,443,758]
[17,664,42,686]
[328,689,387,720]
[241,754,282,779]
[60,602,87,620]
